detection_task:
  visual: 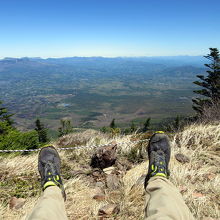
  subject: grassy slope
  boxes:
[0,124,220,219]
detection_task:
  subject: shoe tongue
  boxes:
[154,151,166,169]
[45,161,56,173]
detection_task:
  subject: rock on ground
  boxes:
[90,143,117,169]
[9,197,26,209]
[98,204,119,216]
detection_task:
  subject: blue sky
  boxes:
[0,0,219,58]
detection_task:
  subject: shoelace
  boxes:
[44,161,57,180]
[151,150,166,174]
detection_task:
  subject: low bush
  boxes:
[0,130,40,151]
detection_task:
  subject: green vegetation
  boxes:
[110,119,116,129]
[130,121,137,133]
[35,119,49,143]
[0,130,39,151]
[123,142,145,164]
[162,115,186,132]
[0,100,14,127]
[193,48,220,114]
[0,101,40,151]
[142,118,151,132]
[58,119,74,137]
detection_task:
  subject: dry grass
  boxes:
[0,124,220,220]
[170,123,220,219]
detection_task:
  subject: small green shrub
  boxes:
[124,144,145,164]
[100,127,121,136]
[0,130,40,151]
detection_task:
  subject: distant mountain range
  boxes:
[0,55,206,67]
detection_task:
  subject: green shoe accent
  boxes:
[155,173,167,178]
[42,144,54,148]
[43,181,57,190]
[149,155,168,177]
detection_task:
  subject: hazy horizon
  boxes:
[0,55,205,60]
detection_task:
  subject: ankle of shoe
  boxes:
[43,180,66,201]
[43,175,63,190]
[152,172,167,178]
[43,181,57,190]
[149,162,168,179]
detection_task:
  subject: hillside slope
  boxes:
[0,124,220,219]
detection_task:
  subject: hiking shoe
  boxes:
[145,132,171,184]
[38,146,66,200]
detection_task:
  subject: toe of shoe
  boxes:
[39,146,61,167]
[149,133,170,152]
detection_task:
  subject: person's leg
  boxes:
[27,186,67,220]
[27,146,68,220]
[145,176,194,220]
[144,132,194,220]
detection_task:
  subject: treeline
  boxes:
[0,106,76,151]
[100,117,151,135]
[0,103,49,151]
[100,115,187,135]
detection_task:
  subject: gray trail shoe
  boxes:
[38,146,66,200]
[145,132,171,185]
